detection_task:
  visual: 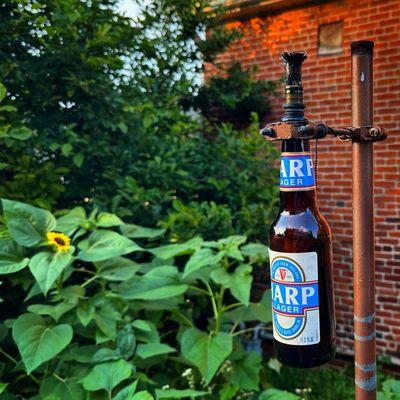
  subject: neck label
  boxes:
[280,152,315,191]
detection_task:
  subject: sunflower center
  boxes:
[54,237,66,246]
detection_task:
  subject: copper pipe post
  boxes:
[351,41,376,400]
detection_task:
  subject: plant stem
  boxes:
[222,302,242,312]
[205,282,219,333]
[0,348,18,365]
[53,373,66,383]
[0,349,41,385]
[173,310,194,327]
[81,274,98,288]
[232,326,271,337]
[0,348,39,384]
[73,268,96,276]
[215,287,225,332]
[188,285,211,296]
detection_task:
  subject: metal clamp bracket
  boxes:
[260,121,387,143]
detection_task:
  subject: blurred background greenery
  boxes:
[0,0,279,243]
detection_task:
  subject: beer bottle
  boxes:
[268,52,336,368]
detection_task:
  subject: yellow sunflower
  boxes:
[46,231,71,252]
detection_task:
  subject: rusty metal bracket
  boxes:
[260,121,387,143]
[329,125,387,143]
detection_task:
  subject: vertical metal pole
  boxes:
[351,41,376,400]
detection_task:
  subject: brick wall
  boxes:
[210,0,400,362]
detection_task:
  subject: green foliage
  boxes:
[81,359,132,394]
[0,199,279,399]
[266,363,355,400]
[0,83,62,209]
[181,329,232,383]
[12,313,73,374]
[259,388,300,400]
[187,62,276,126]
[0,0,279,243]
[154,120,279,242]
[378,379,400,400]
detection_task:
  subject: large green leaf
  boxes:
[229,351,261,391]
[2,199,56,247]
[76,302,95,327]
[0,239,29,274]
[211,264,253,305]
[181,328,232,383]
[182,248,223,279]
[217,236,246,261]
[27,285,82,321]
[94,302,121,340]
[81,359,132,394]
[132,320,160,343]
[118,266,188,300]
[28,302,76,322]
[149,237,203,260]
[56,207,86,235]
[113,381,138,400]
[29,249,74,295]
[96,257,140,281]
[39,377,85,400]
[12,314,73,373]
[78,230,142,262]
[96,212,123,227]
[155,389,208,399]
[259,389,300,400]
[136,343,176,359]
[223,290,271,324]
[121,224,166,239]
[240,243,269,263]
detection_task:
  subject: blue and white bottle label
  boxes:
[280,152,315,191]
[269,250,320,345]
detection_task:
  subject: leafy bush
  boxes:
[0,82,65,210]
[0,1,279,243]
[186,62,276,126]
[113,119,279,242]
[0,199,297,399]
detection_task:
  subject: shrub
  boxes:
[0,199,294,399]
[109,117,279,242]
[0,1,279,243]
[186,62,277,126]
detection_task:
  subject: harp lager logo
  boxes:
[269,251,320,345]
[280,152,315,191]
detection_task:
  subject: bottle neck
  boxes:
[279,139,317,211]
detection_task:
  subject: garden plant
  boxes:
[0,198,299,399]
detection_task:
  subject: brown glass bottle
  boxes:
[269,138,336,368]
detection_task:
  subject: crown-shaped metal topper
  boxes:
[280,52,308,122]
[281,51,307,87]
